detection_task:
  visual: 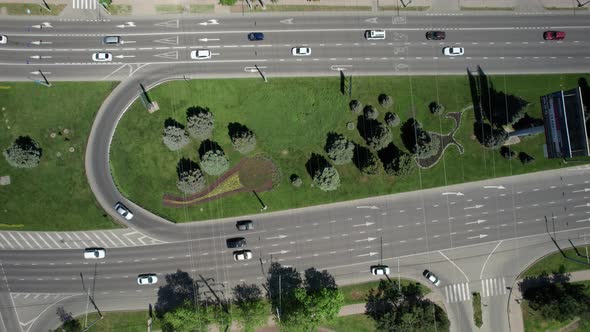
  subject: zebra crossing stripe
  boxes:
[8,233,23,249]
[26,233,41,248]
[36,233,51,248]
[445,285,450,303]
[17,233,32,248]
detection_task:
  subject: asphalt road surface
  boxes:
[1,13,590,332]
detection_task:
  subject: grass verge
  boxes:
[110,74,587,224]
[231,5,372,12]
[321,314,375,332]
[0,2,65,15]
[0,82,120,231]
[379,5,430,11]
[106,4,131,15]
[190,4,214,13]
[155,4,186,13]
[57,311,161,332]
[520,246,590,278]
[472,291,483,328]
[460,6,514,10]
[340,280,429,305]
[545,6,588,10]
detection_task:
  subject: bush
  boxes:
[385,112,400,127]
[385,153,414,176]
[162,126,190,151]
[349,100,363,114]
[358,150,380,175]
[176,158,207,194]
[363,105,379,120]
[229,123,256,154]
[200,149,229,175]
[3,136,42,169]
[474,122,508,149]
[378,94,393,108]
[312,166,340,191]
[218,0,238,5]
[366,123,392,151]
[187,107,214,140]
[519,152,535,164]
[290,174,302,187]
[324,133,354,165]
[400,119,438,158]
[429,102,445,115]
[500,146,516,160]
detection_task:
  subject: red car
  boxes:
[543,31,566,40]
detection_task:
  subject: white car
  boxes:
[233,250,253,261]
[0,35,7,44]
[114,202,134,220]
[84,248,106,259]
[190,49,211,60]
[92,52,112,62]
[423,269,441,286]
[370,265,390,275]
[291,47,311,56]
[442,47,464,57]
[137,274,158,285]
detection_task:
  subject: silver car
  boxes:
[291,47,311,56]
[114,202,133,220]
[92,52,112,62]
[442,47,464,57]
[190,49,211,60]
[233,250,253,261]
[84,248,106,259]
[370,265,390,275]
[137,274,158,285]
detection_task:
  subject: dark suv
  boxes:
[248,32,264,41]
[426,31,446,40]
[226,237,246,248]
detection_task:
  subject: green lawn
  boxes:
[520,246,590,278]
[57,311,161,332]
[110,74,587,223]
[340,280,429,305]
[0,2,66,15]
[106,4,131,15]
[231,4,372,12]
[0,82,120,231]
[322,314,375,332]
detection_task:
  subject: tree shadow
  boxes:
[340,70,346,95]
[266,262,302,307]
[305,153,330,178]
[164,117,184,129]
[176,157,200,177]
[14,135,43,158]
[467,68,483,123]
[304,267,336,292]
[356,116,380,142]
[578,77,590,112]
[233,283,262,304]
[198,139,223,158]
[186,106,210,118]
[513,113,544,131]
[324,132,341,153]
[228,122,252,138]
[400,118,420,154]
[155,269,196,318]
[352,143,376,172]
[377,142,403,166]
[518,272,570,294]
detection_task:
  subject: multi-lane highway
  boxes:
[1,13,590,332]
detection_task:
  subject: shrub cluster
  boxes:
[378,94,393,108]
[200,149,229,175]
[349,100,363,114]
[3,136,42,169]
[363,105,379,120]
[162,126,190,151]
[325,133,354,165]
[366,123,392,151]
[312,166,340,191]
[385,112,400,127]
[187,108,214,140]
[230,130,256,154]
[176,162,207,194]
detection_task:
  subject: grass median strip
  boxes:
[0,2,65,15]
[340,280,429,305]
[472,291,483,328]
[520,245,590,277]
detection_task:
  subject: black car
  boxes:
[226,237,247,248]
[425,31,446,40]
[248,32,264,41]
[236,220,254,231]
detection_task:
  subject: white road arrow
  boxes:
[464,204,485,210]
[269,250,290,255]
[32,22,53,29]
[356,205,378,209]
[357,252,379,257]
[29,55,52,59]
[30,71,51,75]
[266,235,287,240]
[465,219,486,225]
[244,66,266,72]
[280,18,294,24]
[573,188,590,193]
[30,40,52,45]
[354,237,377,243]
[576,218,590,223]
[467,234,488,240]
[442,192,464,196]
[365,17,378,23]
[330,64,353,71]
[574,203,590,208]
[117,22,136,28]
[199,19,220,26]
[483,185,505,189]
[115,55,135,59]
[120,40,136,44]
[199,38,220,42]
[353,222,375,227]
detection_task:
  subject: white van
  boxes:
[365,30,386,40]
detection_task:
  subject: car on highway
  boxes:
[364,30,386,40]
[426,31,446,40]
[190,49,211,60]
[248,32,264,41]
[543,31,565,40]
[0,35,6,44]
[291,47,311,56]
[423,269,441,286]
[442,47,464,57]
[137,274,158,285]
[114,202,134,220]
[92,52,112,62]
[236,220,254,231]
[233,249,253,261]
[226,237,247,248]
[84,247,106,259]
[370,265,390,275]
[103,36,121,45]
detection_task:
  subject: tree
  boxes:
[267,262,302,310]
[353,146,381,175]
[401,119,439,158]
[482,88,529,127]
[363,105,379,120]
[349,100,363,114]
[474,122,508,149]
[366,123,392,151]
[519,152,535,164]
[155,270,196,318]
[385,112,400,127]
[312,165,340,191]
[176,158,206,194]
[162,125,190,151]
[324,133,354,165]
[3,136,42,168]
[290,174,302,187]
[56,306,81,332]
[280,288,344,332]
[429,101,445,115]
[200,149,229,175]
[233,284,269,332]
[228,122,256,154]
[378,94,393,108]
[304,267,337,292]
[500,146,516,160]
[187,106,214,140]
[162,301,212,332]
[385,152,414,177]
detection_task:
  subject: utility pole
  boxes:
[39,0,51,12]
[32,69,51,87]
[255,64,267,82]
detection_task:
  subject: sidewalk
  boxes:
[508,269,590,332]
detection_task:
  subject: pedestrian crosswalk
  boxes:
[481,277,507,298]
[444,282,471,303]
[0,230,165,250]
[72,0,97,10]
